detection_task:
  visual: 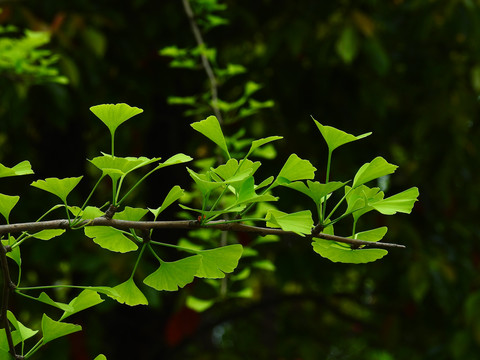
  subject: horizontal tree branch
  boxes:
[0,218,405,250]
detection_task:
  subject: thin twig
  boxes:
[0,243,17,358]
[181,0,223,123]
[0,218,405,250]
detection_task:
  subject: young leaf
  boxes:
[266,210,314,236]
[149,185,185,218]
[354,227,388,242]
[246,136,283,158]
[0,193,20,222]
[352,157,398,188]
[312,118,371,153]
[312,240,388,263]
[31,229,65,241]
[84,227,138,253]
[235,176,278,206]
[186,296,215,312]
[113,206,148,221]
[0,161,34,178]
[273,154,316,187]
[153,153,193,170]
[41,313,82,345]
[110,278,148,306]
[31,176,83,203]
[94,355,107,360]
[284,180,346,206]
[143,255,202,291]
[196,244,243,279]
[369,187,419,215]
[34,292,73,312]
[89,154,160,179]
[7,311,38,343]
[191,116,230,157]
[344,185,383,220]
[60,289,104,321]
[90,103,143,137]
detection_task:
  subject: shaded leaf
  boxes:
[312,240,388,263]
[143,255,201,291]
[186,296,215,312]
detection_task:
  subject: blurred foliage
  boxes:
[1,0,480,359]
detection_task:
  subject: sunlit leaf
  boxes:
[110,278,148,306]
[352,157,398,188]
[31,229,65,241]
[369,187,419,215]
[186,296,215,312]
[143,255,201,291]
[191,116,230,157]
[0,161,34,179]
[212,158,258,181]
[7,311,38,342]
[266,210,314,236]
[41,313,82,345]
[89,154,160,181]
[0,193,20,222]
[153,153,193,170]
[246,136,283,157]
[354,227,388,242]
[149,186,185,218]
[344,185,383,220]
[34,292,73,312]
[94,355,107,360]
[235,176,278,205]
[284,180,346,206]
[312,118,371,153]
[113,206,148,221]
[31,176,83,203]
[274,154,316,187]
[84,227,138,253]
[312,240,388,263]
[90,103,143,137]
[196,244,243,279]
[60,289,104,321]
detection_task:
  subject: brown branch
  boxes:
[0,243,18,358]
[181,0,223,123]
[0,218,405,250]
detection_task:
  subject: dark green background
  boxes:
[1,0,480,359]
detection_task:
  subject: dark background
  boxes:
[1,0,480,359]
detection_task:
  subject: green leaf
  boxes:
[354,227,388,242]
[113,206,148,221]
[186,296,215,312]
[369,187,419,215]
[60,289,104,321]
[191,116,230,157]
[110,278,148,306]
[153,153,193,170]
[0,161,34,179]
[31,176,83,203]
[31,229,65,241]
[312,118,371,153]
[94,355,107,360]
[41,313,82,345]
[246,136,283,158]
[235,176,278,206]
[266,210,314,236]
[7,311,38,342]
[274,154,316,187]
[336,25,359,64]
[89,154,160,181]
[3,239,20,266]
[352,157,398,188]
[212,159,258,182]
[284,180,346,206]
[312,240,388,263]
[143,255,201,291]
[90,103,143,137]
[196,244,243,279]
[344,185,384,220]
[84,227,138,253]
[0,193,20,222]
[34,292,73,312]
[149,186,185,218]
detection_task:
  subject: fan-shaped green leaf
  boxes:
[312,118,371,153]
[196,244,243,279]
[353,157,398,188]
[235,176,278,205]
[246,136,283,157]
[344,185,383,220]
[7,311,38,342]
[266,210,314,236]
[354,227,388,242]
[312,240,388,263]
[273,154,316,187]
[186,296,215,312]
[153,153,193,170]
[84,227,138,253]
[284,180,346,206]
[31,229,65,241]
[0,161,34,179]
[113,206,148,221]
[89,154,160,179]
[34,293,73,312]
[369,187,419,215]
[143,255,201,291]
[191,116,230,157]
[149,186,184,218]
[31,176,83,203]
[110,278,148,306]
[41,314,82,345]
[0,193,19,222]
[90,103,143,136]
[94,355,107,360]
[60,289,104,321]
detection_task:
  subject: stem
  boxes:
[322,150,333,221]
[79,175,105,212]
[117,167,158,206]
[129,243,147,279]
[0,243,17,358]
[150,241,198,254]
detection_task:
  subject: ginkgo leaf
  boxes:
[191,116,230,157]
[213,158,259,181]
[246,136,283,157]
[0,193,20,222]
[352,157,398,188]
[60,289,104,321]
[369,187,419,215]
[284,180,346,206]
[143,255,201,291]
[7,311,38,343]
[153,153,193,170]
[149,186,185,218]
[312,118,371,153]
[94,355,107,360]
[31,229,65,241]
[354,227,388,242]
[312,240,388,263]
[84,227,138,253]
[235,176,278,205]
[110,278,148,306]
[186,296,215,312]
[0,161,34,179]
[196,244,243,279]
[34,292,73,312]
[31,176,83,203]
[266,210,314,236]
[90,103,143,137]
[113,206,148,221]
[89,154,160,180]
[344,185,383,220]
[41,314,82,345]
[273,154,316,187]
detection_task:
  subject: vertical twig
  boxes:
[181,0,223,123]
[0,243,18,358]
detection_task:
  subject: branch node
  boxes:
[103,205,118,220]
